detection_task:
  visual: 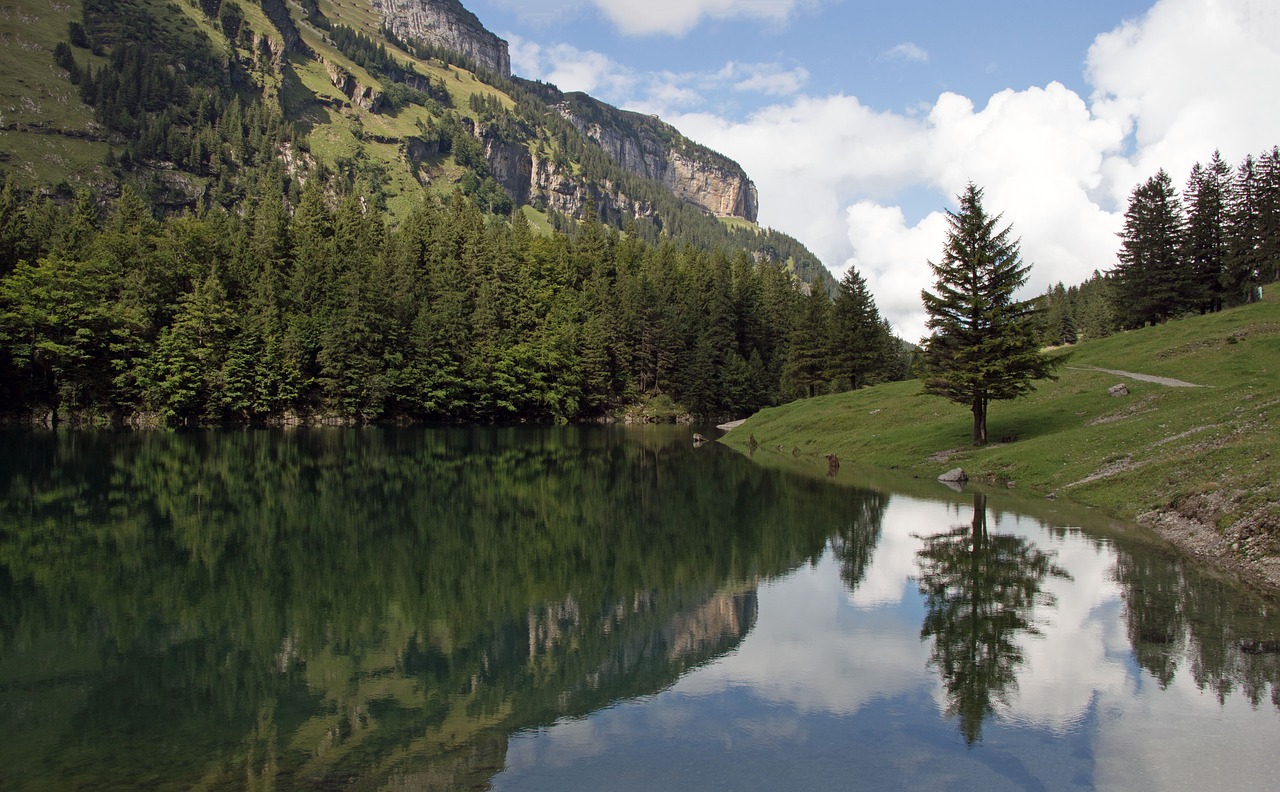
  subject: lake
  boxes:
[1,427,1277,790]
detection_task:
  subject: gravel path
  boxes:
[1068,365,1206,388]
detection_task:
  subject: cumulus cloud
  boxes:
[661,0,1280,341]
[591,0,813,36]
[1087,0,1280,204]
[508,35,638,97]
[510,34,808,110]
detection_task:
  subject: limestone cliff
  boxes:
[555,92,758,222]
[374,0,511,77]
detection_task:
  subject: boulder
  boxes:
[938,468,968,483]
[1109,383,1130,397]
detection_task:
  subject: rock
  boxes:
[1109,383,1130,397]
[556,97,758,222]
[380,0,511,77]
[938,468,968,483]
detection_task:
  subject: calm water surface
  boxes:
[1,427,1278,790]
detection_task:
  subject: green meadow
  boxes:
[723,285,1280,543]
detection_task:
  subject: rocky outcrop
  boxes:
[323,58,383,111]
[375,0,510,77]
[259,0,311,57]
[481,133,532,207]
[557,96,758,222]
[666,150,758,220]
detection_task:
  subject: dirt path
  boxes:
[1068,365,1207,388]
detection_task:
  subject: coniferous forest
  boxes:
[0,0,907,427]
[0,176,904,427]
[1037,146,1280,346]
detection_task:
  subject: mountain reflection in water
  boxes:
[1,427,1278,791]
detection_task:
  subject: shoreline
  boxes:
[1141,507,1280,593]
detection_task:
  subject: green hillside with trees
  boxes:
[723,155,1280,584]
[0,0,893,426]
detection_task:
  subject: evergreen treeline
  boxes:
[1037,145,1280,344]
[0,176,900,427]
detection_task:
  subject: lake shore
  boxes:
[718,286,1280,594]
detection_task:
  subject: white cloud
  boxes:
[508,35,638,97]
[512,0,1280,341]
[590,0,813,36]
[510,35,808,112]
[725,62,811,96]
[661,0,1280,341]
[1087,0,1280,203]
[882,42,929,64]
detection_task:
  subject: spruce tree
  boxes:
[782,281,831,400]
[1183,152,1232,313]
[829,265,892,390]
[1224,154,1265,305]
[919,184,1060,446]
[1257,146,1280,286]
[1113,170,1188,327]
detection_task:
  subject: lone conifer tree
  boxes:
[919,184,1060,445]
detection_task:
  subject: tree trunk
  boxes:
[972,394,987,446]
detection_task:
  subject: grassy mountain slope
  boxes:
[721,285,1280,586]
[0,0,835,289]
[0,1,107,185]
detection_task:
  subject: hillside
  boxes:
[721,286,1280,589]
[0,0,833,288]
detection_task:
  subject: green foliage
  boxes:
[0,177,826,424]
[724,284,1280,549]
[919,184,1062,445]
[1110,145,1280,328]
[829,266,896,390]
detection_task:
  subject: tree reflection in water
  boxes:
[0,428,856,790]
[915,492,1071,744]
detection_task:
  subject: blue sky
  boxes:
[459,0,1280,340]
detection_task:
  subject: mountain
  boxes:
[378,0,511,77]
[0,0,832,287]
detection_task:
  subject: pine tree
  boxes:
[1224,154,1265,305]
[919,184,1060,446]
[829,265,893,390]
[1257,146,1280,286]
[1112,170,1189,327]
[782,281,831,400]
[1183,152,1232,313]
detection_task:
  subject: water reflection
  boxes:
[0,428,875,790]
[1,429,1279,790]
[915,493,1071,744]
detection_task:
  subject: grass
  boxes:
[0,0,110,185]
[718,215,760,232]
[723,285,1280,543]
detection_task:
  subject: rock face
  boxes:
[260,0,311,56]
[559,96,758,222]
[372,3,756,223]
[375,0,510,77]
[323,58,382,111]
